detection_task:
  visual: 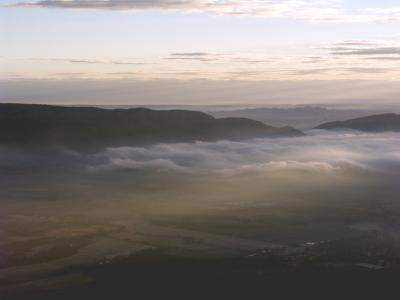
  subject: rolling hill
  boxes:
[315,113,400,132]
[0,103,303,150]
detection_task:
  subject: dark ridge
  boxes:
[315,113,400,132]
[0,103,303,150]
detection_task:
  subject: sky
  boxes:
[1,0,400,105]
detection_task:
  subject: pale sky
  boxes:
[1,1,400,105]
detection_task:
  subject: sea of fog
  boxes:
[1,130,400,294]
[87,130,400,175]
[2,129,399,175]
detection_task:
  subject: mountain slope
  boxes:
[0,104,303,149]
[315,113,400,132]
[210,106,375,130]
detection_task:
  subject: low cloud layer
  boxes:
[81,131,400,175]
[2,130,399,177]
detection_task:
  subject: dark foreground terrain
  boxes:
[2,161,400,299]
[3,239,400,300]
[1,105,400,299]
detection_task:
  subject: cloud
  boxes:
[327,40,400,58]
[292,68,333,75]
[87,158,192,173]
[171,53,209,57]
[343,67,389,74]
[291,67,394,77]
[165,57,216,62]
[165,52,221,62]
[13,0,204,10]
[12,0,400,23]
[333,40,381,47]
[229,160,339,175]
[316,39,400,76]
[365,56,400,61]
[85,131,400,175]
[1,129,400,177]
[4,39,398,81]
[332,47,400,56]
[28,57,147,65]
[164,52,269,64]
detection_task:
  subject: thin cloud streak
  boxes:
[11,0,400,23]
[332,47,400,56]
[27,57,148,65]
[171,53,210,57]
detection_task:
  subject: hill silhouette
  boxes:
[0,103,303,150]
[316,113,400,132]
